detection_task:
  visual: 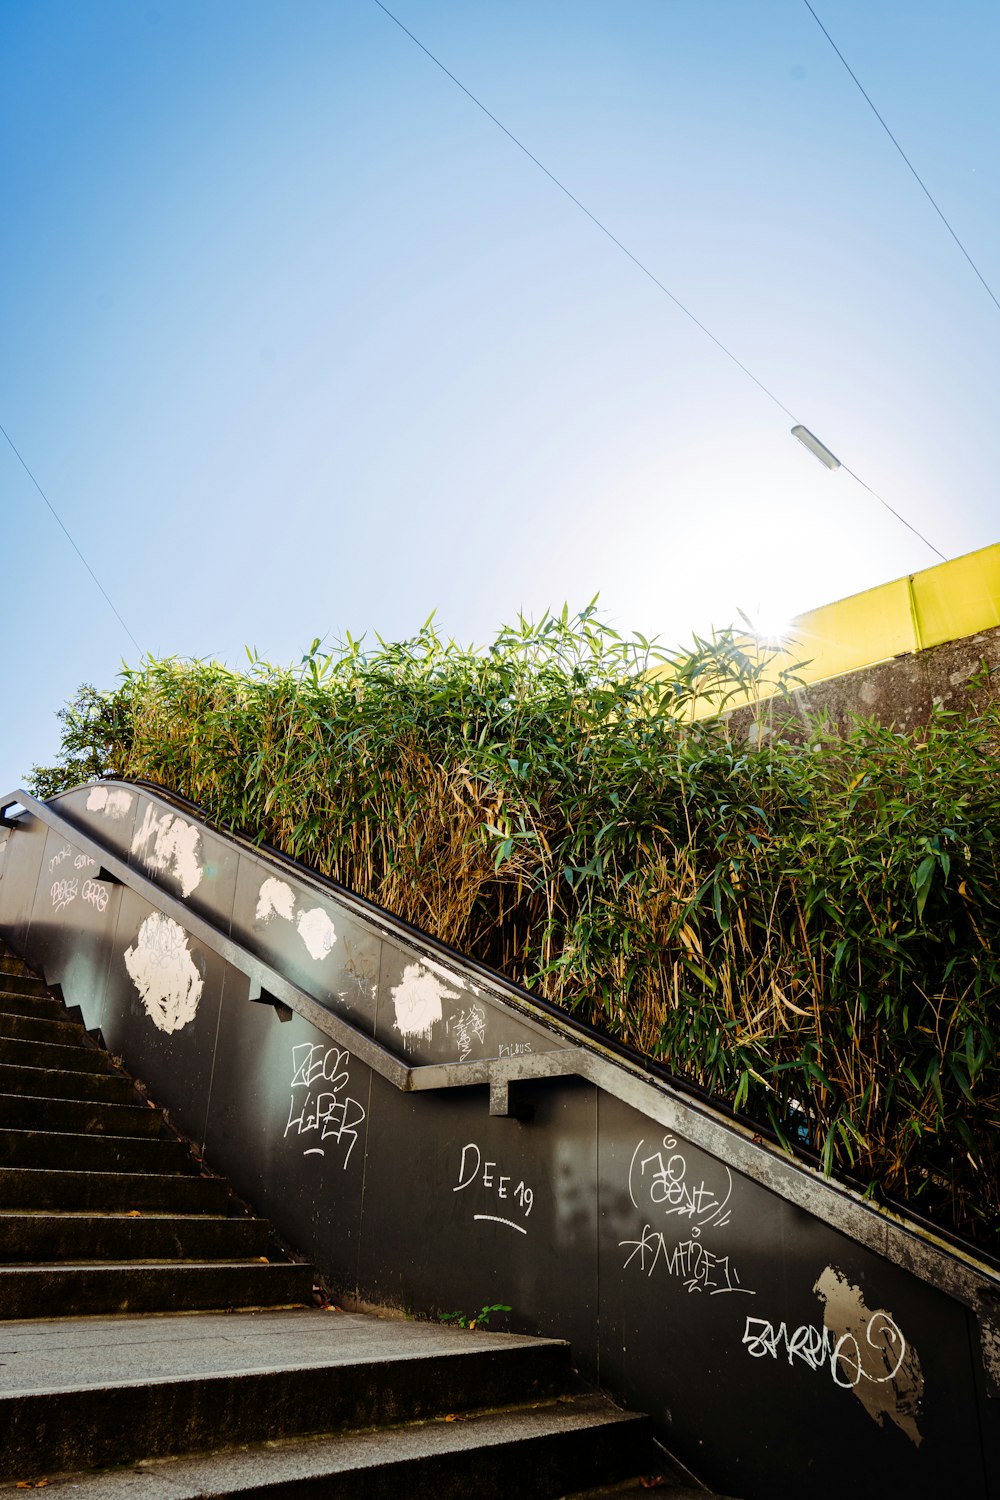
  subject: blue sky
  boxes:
[3,1,999,784]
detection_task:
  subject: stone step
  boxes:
[0,1393,649,1499]
[0,1127,198,1175]
[0,1061,138,1103]
[0,971,51,996]
[0,1167,231,1213]
[0,1309,574,1479]
[0,953,31,974]
[0,1259,315,1320]
[0,1091,164,1137]
[0,1035,111,1072]
[0,992,72,1021]
[0,1210,270,1263]
[0,1010,92,1045]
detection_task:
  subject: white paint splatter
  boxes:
[124,913,204,1034]
[296,907,338,961]
[86,786,134,819]
[421,955,465,988]
[131,805,203,897]
[256,877,296,923]
[391,962,459,1042]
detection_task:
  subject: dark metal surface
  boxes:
[1,781,998,1499]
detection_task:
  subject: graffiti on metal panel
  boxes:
[284,1042,366,1167]
[50,846,108,917]
[446,1002,487,1061]
[391,958,494,1060]
[51,877,78,913]
[743,1266,923,1445]
[619,1136,754,1296]
[295,907,338,961]
[454,1142,533,1234]
[82,879,109,912]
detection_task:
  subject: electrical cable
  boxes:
[802,0,1000,317]
[840,464,945,562]
[370,0,947,563]
[371,0,797,424]
[1,421,144,655]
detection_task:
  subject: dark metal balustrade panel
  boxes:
[595,1091,987,1499]
[203,969,372,1277]
[0,813,46,956]
[355,1072,600,1359]
[95,885,228,1154]
[22,826,123,1034]
[50,782,141,862]
[126,789,242,937]
[230,852,381,1036]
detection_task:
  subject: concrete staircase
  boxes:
[0,947,705,1497]
[0,949,312,1319]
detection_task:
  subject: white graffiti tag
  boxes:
[82,879,109,913]
[620,1223,751,1294]
[447,1003,487,1061]
[51,878,78,913]
[620,1136,754,1297]
[285,1043,366,1167]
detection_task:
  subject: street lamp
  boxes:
[791,424,841,470]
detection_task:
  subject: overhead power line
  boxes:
[840,463,943,562]
[370,0,946,563]
[802,0,1000,317]
[1,422,144,655]
[371,0,797,423]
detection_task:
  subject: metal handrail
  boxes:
[0,788,575,1107]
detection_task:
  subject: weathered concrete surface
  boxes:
[730,621,1000,739]
[0,1307,576,1478]
[0,1391,647,1499]
[0,1305,565,1391]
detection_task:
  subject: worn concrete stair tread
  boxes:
[0,972,52,994]
[570,1479,733,1498]
[0,1091,163,1135]
[0,1309,574,1477]
[0,1260,314,1319]
[0,993,74,1020]
[0,1062,138,1102]
[0,1210,270,1261]
[0,1011,92,1043]
[0,1166,231,1211]
[0,1035,112,1071]
[0,1307,568,1393]
[0,1393,644,1499]
[0,1126,198,1172]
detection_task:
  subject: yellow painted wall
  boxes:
[676,540,1000,717]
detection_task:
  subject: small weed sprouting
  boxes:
[439,1303,512,1331]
